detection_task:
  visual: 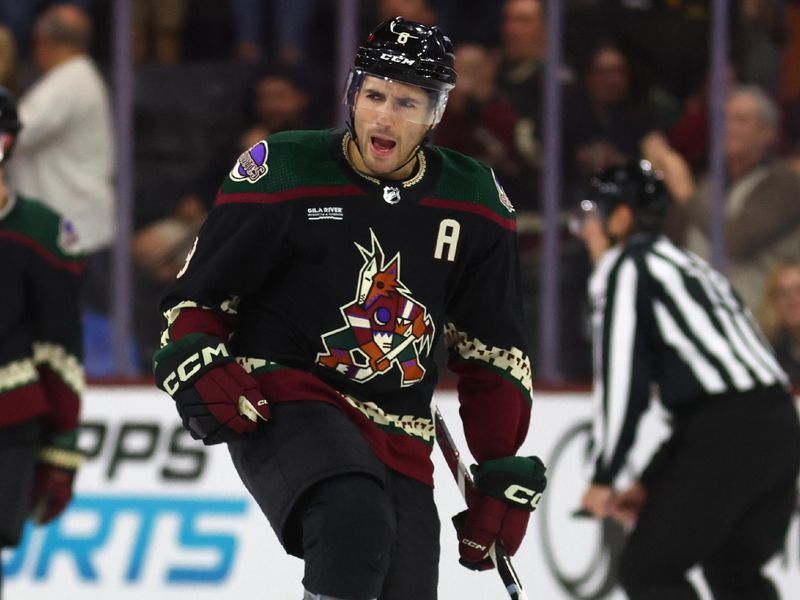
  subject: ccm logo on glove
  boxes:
[504,484,543,509]
[454,455,547,571]
[461,538,488,551]
[162,342,229,395]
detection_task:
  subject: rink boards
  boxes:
[3,386,799,600]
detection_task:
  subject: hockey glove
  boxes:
[454,455,547,570]
[30,429,83,524]
[153,333,270,445]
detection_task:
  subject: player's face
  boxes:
[352,76,432,178]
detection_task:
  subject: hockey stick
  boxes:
[433,405,529,600]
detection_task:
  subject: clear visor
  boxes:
[568,199,604,236]
[343,69,449,126]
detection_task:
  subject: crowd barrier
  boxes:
[4,386,799,599]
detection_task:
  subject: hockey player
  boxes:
[154,16,546,600]
[574,161,800,599]
[0,86,85,592]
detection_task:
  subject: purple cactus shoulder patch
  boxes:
[229,140,269,183]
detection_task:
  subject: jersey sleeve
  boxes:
[590,256,652,486]
[158,143,293,345]
[444,210,533,464]
[26,215,86,433]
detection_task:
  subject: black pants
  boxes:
[228,401,440,600]
[619,389,800,600]
[0,420,42,599]
[0,420,41,547]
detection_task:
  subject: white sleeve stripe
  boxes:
[653,301,727,393]
[646,253,754,390]
[603,258,638,468]
[590,383,606,470]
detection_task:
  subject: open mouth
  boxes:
[370,136,396,156]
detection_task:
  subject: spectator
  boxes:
[497,0,548,121]
[239,62,312,151]
[378,0,437,24]
[10,3,114,258]
[665,85,800,313]
[0,0,35,55]
[0,24,18,91]
[132,0,188,64]
[434,43,530,205]
[563,41,656,187]
[592,0,713,103]
[737,0,787,95]
[9,3,115,317]
[779,0,800,102]
[496,0,573,210]
[664,65,737,174]
[758,261,800,385]
[231,0,318,64]
[131,194,208,371]
[495,0,591,381]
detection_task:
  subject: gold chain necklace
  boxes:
[342,132,426,189]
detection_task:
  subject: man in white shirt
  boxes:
[10,3,115,256]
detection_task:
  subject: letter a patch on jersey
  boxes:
[230,140,269,183]
[316,229,435,387]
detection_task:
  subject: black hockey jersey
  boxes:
[0,194,84,432]
[159,129,533,485]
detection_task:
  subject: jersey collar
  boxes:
[330,128,441,205]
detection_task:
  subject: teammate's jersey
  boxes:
[160,129,533,485]
[0,194,85,432]
[588,232,787,485]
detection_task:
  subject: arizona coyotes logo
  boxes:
[317,230,435,387]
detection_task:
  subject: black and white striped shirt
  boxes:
[588,233,787,485]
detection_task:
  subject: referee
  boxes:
[573,161,800,600]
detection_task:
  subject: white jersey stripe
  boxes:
[714,309,775,386]
[646,253,754,390]
[734,313,788,385]
[653,301,727,393]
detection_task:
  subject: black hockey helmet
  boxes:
[577,160,671,233]
[0,86,21,165]
[355,17,456,92]
[344,17,456,127]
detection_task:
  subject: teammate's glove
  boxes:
[153,333,270,445]
[30,430,83,524]
[454,455,547,570]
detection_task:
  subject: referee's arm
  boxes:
[592,255,654,486]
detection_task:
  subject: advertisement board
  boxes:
[3,386,799,599]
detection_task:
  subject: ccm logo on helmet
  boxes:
[504,484,543,509]
[380,52,416,66]
[163,343,229,394]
